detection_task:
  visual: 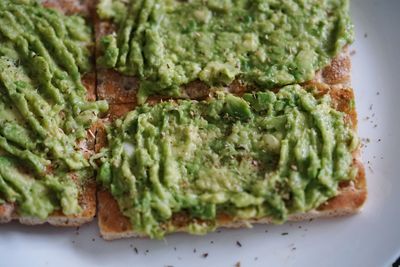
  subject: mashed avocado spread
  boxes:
[98,85,359,238]
[0,1,108,218]
[97,0,353,103]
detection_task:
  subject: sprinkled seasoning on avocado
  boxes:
[0,1,108,218]
[97,85,359,238]
[97,0,354,103]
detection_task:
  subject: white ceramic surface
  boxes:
[1,0,399,266]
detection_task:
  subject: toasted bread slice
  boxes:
[95,50,367,239]
[0,0,98,227]
[94,1,353,105]
[94,0,365,239]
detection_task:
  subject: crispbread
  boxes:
[0,0,98,227]
[93,0,366,239]
[95,48,367,239]
[94,0,354,105]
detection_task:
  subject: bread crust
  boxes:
[98,157,366,240]
[0,0,97,227]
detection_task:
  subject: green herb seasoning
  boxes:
[98,85,358,238]
[0,1,108,218]
[97,0,353,103]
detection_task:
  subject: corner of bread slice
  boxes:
[0,115,100,227]
[0,179,96,227]
[214,150,367,227]
[311,47,352,88]
[311,156,367,217]
[97,189,145,240]
[0,203,13,224]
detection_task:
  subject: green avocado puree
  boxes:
[97,0,353,103]
[0,1,108,218]
[97,85,359,238]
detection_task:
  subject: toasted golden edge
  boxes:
[96,79,367,240]
[0,0,97,227]
[98,158,365,239]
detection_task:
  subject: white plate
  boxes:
[1,0,399,266]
